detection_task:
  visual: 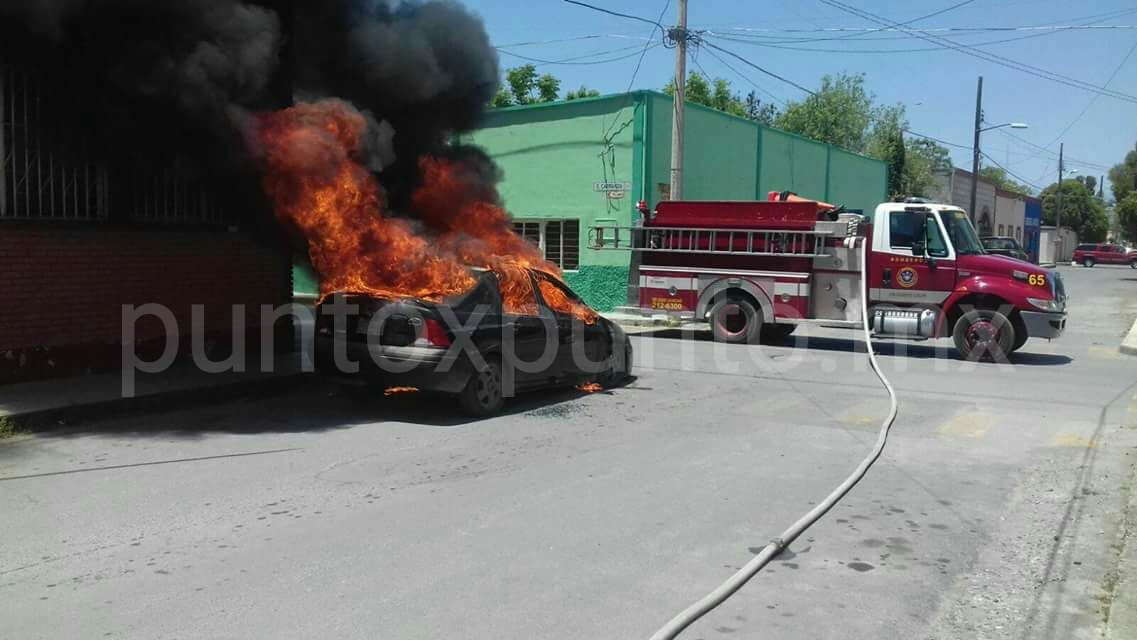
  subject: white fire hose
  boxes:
[648,235,899,640]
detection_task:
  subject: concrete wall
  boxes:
[1039,226,1078,265]
[993,192,1026,241]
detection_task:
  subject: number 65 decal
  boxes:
[1028,274,1047,287]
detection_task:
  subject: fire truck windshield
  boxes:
[941,210,986,255]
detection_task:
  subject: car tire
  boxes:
[1130,259,1137,269]
[953,308,1015,362]
[1083,257,1095,267]
[760,324,796,343]
[459,357,505,417]
[598,342,633,388]
[709,297,763,344]
[1011,330,1028,353]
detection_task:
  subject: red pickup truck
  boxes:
[1073,243,1137,268]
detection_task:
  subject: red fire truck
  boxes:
[590,194,1067,360]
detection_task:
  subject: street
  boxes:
[2,265,1135,640]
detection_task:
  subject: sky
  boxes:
[463,0,1137,199]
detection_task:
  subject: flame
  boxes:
[576,382,603,393]
[384,386,420,396]
[256,100,595,324]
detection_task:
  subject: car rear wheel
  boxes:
[709,297,763,344]
[953,308,1015,361]
[1083,257,1095,267]
[459,358,504,417]
[1130,258,1137,269]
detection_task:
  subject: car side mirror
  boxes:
[911,241,927,257]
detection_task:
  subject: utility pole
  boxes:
[968,76,983,225]
[668,0,687,201]
[1056,142,1064,261]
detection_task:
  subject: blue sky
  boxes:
[464,0,1137,198]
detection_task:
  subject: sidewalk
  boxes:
[0,353,312,433]
[1121,315,1137,357]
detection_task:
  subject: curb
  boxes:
[1122,316,1137,357]
[1,372,315,434]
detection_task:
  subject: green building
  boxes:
[461,91,887,311]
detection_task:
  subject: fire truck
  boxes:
[590,194,1067,360]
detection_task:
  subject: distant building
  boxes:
[929,168,998,235]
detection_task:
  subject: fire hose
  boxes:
[648,236,899,640]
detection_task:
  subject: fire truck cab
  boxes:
[591,195,1067,360]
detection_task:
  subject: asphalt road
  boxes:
[2,265,1136,640]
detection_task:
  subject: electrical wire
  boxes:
[699,44,787,106]
[648,236,900,640]
[980,151,1044,192]
[818,0,1137,104]
[561,0,664,29]
[995,130,1110,171]
[1038,38,1137,151]
[701,41,816,96]
[496,43,657,66]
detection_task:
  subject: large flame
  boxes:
[257,100,595,323]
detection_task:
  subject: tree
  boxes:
[1039,179,1109,242]
[1108,145,1137,202]
[536,73,560,103]
[506,64,538,105]
[774,73,874,152]
[744,91,777,125]
[1074,174,1098,196]
[867,105,906,198]
[1116,193,1137,243]
[711,78,746,117]
[980,166,1031,196]
[490,84,513,108]
[565,85,600,101]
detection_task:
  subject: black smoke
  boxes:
[0,0,500,208]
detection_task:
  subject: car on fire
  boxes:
[314,267,632,416]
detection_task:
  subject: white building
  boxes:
[992,189,1026,242]
[930,168,998,235]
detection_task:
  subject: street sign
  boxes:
[594,181,631,193]
[606,190,626,200]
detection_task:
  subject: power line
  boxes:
[818,0,1137,104]
[493,34,645,48]
[995,130,1110,170]
[1040,38,1137,149]
[980,151,1044,192]
[561,0,663,29]
[803,0,978,45]
[699,44,787,106]
[700,41,816,96]
[495,43,655,65]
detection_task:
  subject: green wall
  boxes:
[463,95,642,309]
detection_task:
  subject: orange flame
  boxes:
[256,100,594,323]
[576,382,603,393]
[384,386,420,396]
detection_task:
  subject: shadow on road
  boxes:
[635,329,1074,366]
[19,378,637,440]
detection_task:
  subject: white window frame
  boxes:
[511,218,580,271]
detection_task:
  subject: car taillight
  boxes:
[416,318,452,348]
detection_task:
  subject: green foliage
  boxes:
[536,74,560,103]
[663,74,778,124]
[1116,194,1137,243]
[744,91,777,125]
[774,73,874,152]
[1040,179,1110,242]
[1074,174,1098,196]
[506,64,539,105]
[1108,145,1137,202]
[867,105,906,198]
[565,85,601,101]
[980,166,1031,196]
[490,84,513,108]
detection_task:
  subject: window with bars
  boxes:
[1,64,230,224]
[511,219,580,270]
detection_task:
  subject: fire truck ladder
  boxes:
[588,225,833,258]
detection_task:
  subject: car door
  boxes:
[533,272,606,381]
[871,207,957,307]
[1108,245,1127,264]
[498,270,559,389]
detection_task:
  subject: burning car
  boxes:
[314,267,632,416]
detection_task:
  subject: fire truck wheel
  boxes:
[709,297,763,344]
[952,309,1015,362]
[760,324,796,343]
[459,357,505,416]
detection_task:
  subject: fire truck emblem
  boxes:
[897,266,919,288]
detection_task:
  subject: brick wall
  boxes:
[0,227,290,381]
